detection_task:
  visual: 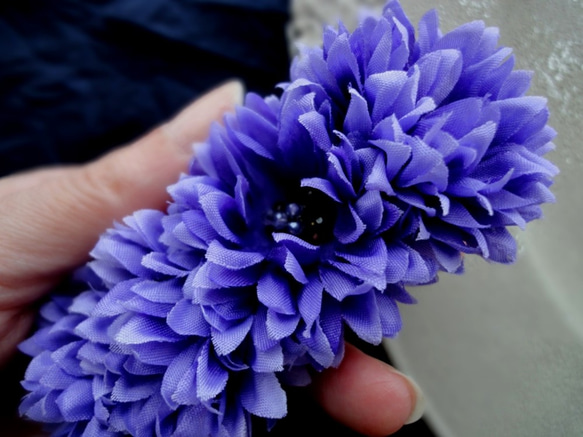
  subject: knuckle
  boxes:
[75,154,129,215]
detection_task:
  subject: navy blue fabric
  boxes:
[0,0,290,176]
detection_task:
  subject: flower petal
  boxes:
[167,299,210,337]
[206,240,265,270]
[241,372,287,419]
[196,343,228,402]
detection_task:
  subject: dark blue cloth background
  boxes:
[0,0,290,176]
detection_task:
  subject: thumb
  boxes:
[313,343,425,436]
[0,80,244,305]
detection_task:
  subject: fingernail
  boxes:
[201,79,245,109]
[392,369,426,424]
[164,80,245,153]
[223,80,246,105]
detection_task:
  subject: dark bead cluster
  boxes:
[265,188,336,245]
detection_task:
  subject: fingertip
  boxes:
[77,79,246,218]
[393,369,426,425]
[313,343,424,436]
[163,79,245,153]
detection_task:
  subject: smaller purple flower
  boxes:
[290,0,558,273]
[21,211,294,436]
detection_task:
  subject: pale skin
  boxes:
[0,81,423,437]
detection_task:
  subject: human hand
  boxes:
[0,81,424,436]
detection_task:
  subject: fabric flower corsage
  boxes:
[19,1,558,436]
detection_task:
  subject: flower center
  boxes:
[265,187,336,245]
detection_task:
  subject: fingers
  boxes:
[0,80,244,306]
[0,309,35,367]
[313,343,425,437]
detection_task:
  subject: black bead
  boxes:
[264,187,336,245]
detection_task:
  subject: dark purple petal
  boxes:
[355,190,384,230]
[334,204,366,244]
[327,146,358,198]
[251,307,279,352]
[141,252,189,277]
[75,316,116,344]
[319,296,344,358]
[269,246,309,284]
[211,317,253,356]
[430,240,464,273]
[180,209,219,248]
[376,291,403,337]
[123,355,164,376]
[433,20,485,62]
[41,364,79,390]
[251,343,284,373]
[320,265,362,301]
[366,70,409,122]
[51,341,86,378]
[241,372,287,419]
[299,111,333,152]
[344,89,373,138]
[272,233,321,265]
[231,129,275,160]
[204,263,261,288]
[115,315,182,345]
[300,177,341,202]
[119,294,173,319]
[111,375,159,403]
[342,292,382,344]
[482,227,517,263]
[131,279,183,304]
[161,345,200,408]
[327,33,362,90]
[300,321,335,368]
[90,237,151,279]
[498,70,533,99]
[402,247,433,284]
[416,49,462,105]
[55,379,94,422]
[206,240,265,270]
[196,343,228,402]
[199,192,245,244]
[167,299,210,337]
[298,276,324,332]
[417,9,440,56]
[366,18,394,75]
[493,96,549,143]
[364,152,395,195]
[266,310,300,340]
[129,342,188,367]
[398,137,448,190]
[442,201,487,229]
[67,291,101,317]
[257,271,295,315]
[385,243,410,283]
[24,392,64,423]
[369,138,411,181]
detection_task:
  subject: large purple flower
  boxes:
[20,1,557,436]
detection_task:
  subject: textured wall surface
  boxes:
[290,1,583,436]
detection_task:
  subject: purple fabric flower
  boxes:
[20,1,558,436]
[289,0,558,271]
